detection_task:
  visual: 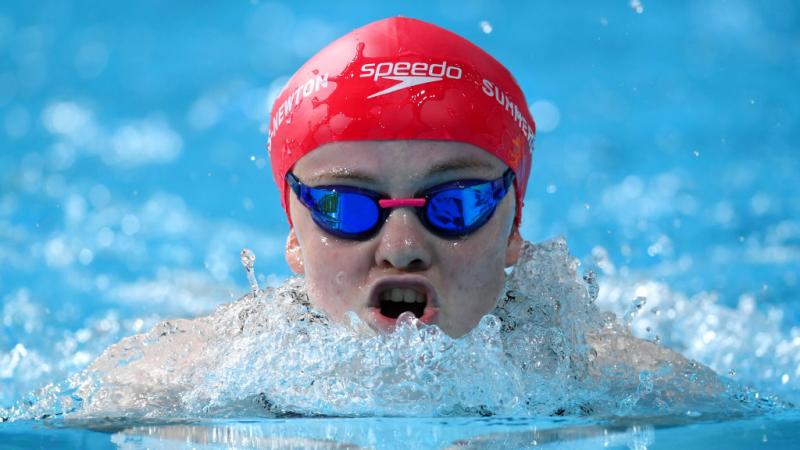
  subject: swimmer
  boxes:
[271,16,532,338]
[8,17,735,421]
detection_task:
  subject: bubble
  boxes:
[530,100,560,133]
[95,275,110,291]
[750,193,772,216]
[41,176,64,199]
[78,248,94,266]
[89,184,111,209]
[713,201,735,225]
[44,237,74,268]
[121,214,141,236]
[630,0,644,14]
[97,227,115,247]
[187,96,220,130]
[64,195,87,225]
[108,118,183,167]
[49,142,76,171]
[132,318,144,332]
[41,102,94,138]
[479,20,493,34]
[74,328,92,343]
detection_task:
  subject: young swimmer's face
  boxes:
[284,140,523,338]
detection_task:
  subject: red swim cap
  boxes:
[268,16,535,227]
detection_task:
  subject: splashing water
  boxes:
[624,296,648,326]
[1,239,790,422]
[240,248,259,297]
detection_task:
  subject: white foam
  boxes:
[4,239,788,421]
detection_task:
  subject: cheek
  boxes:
[442,235,506,298]
[298,234,374,316]
[439,203,513,307]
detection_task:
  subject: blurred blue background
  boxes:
[1,0,798,407]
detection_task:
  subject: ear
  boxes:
[285,228,305,274]
[504,226,523,268]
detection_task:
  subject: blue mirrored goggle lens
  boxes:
[305,188,380,235]
[292,170,512,239]
[426,183,499,232]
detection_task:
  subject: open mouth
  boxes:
[366,278,439,332]
[378,287,427,319]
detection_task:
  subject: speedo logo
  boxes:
[360,61,463,99]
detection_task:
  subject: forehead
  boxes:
[292,140,507,185]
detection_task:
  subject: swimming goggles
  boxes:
[286,169,515,240]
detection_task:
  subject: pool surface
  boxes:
[3,412,800,449]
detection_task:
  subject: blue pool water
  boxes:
[1,0,799,447]
[2,413,800,449]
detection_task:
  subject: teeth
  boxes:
[381,288,425,303]
[391,289,403,302]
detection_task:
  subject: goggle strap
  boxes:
[378,198,427,208]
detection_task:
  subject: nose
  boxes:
[374,208,433,271]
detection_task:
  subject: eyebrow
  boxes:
[306,158,497,184]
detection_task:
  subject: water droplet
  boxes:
[240,248,260,297]
[583,270,599,304]
[240,248,255,269]
[624,296,647,325]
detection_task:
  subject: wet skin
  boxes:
[285,140,523,338]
